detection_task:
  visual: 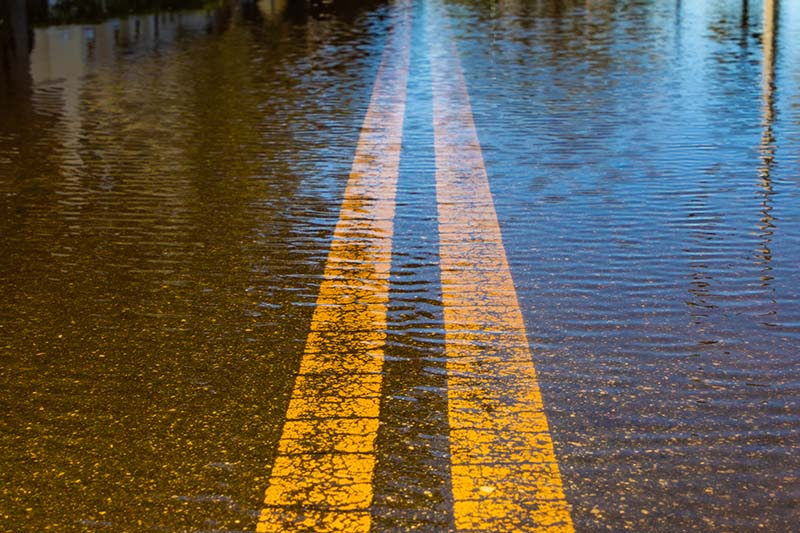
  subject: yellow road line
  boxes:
[256,3,410,531]
[426,2,575,531]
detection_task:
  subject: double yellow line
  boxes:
[257,0,573,531]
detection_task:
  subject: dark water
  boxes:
[1,0,799,531]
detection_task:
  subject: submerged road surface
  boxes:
[259,2,571,529]
[2,0,799,531]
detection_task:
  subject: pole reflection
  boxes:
[0,0,32,93]
[758,0,777,283]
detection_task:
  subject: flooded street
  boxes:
[1,0,799,531]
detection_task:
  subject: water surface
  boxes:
[1,0,799,530]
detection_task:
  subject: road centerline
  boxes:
[255,2,411,531]
[426,0,575,531]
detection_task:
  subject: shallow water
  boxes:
[1,0,799,530]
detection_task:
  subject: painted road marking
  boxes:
[255,2,411,531]
[426,0,575,530]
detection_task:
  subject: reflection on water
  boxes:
[0,0,32,92]
[452,0,800,530]
[26,0,210,26]
[1,0,389,530]
[1,0,799,531]
[758,0,777,278]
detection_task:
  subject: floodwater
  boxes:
[1,0,799,531]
